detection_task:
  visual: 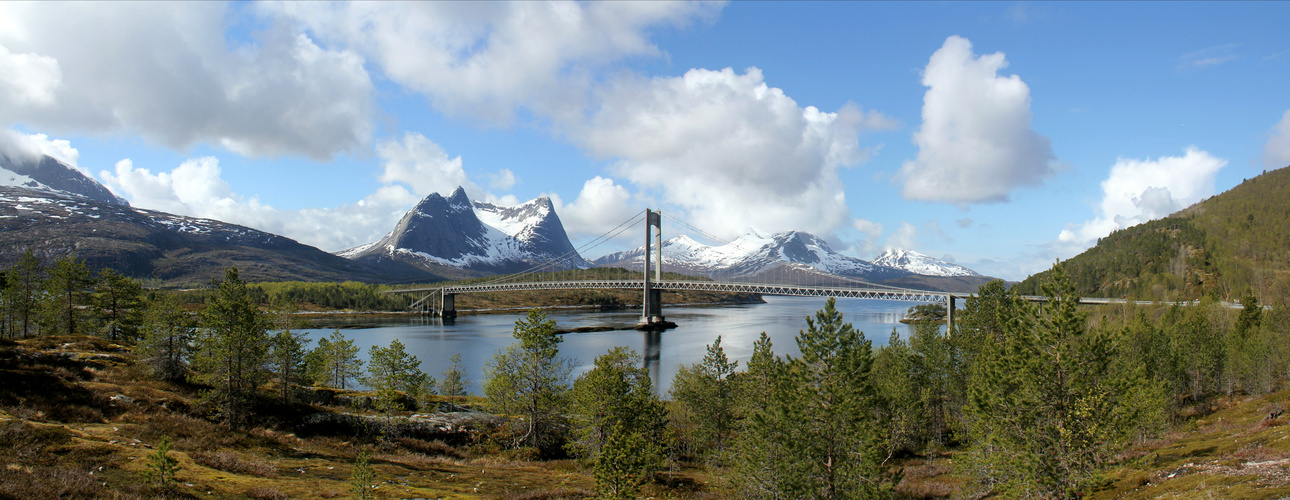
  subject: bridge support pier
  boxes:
[638,209,672,329]
[442,292,456,319]
[946,295,956,333]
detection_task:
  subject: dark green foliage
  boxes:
[138,293,195,382]
[484,309,573,452]
[5,249,43,337]
[268,330,310,404]
[668,336,738,464]
[594,420,662,500]
[191,267,272,428]
[366,339,433,413]
[39,254,93,336]
[905,303,947,322]
[307,329,364,390]
[253,281,411,311]
[92,268,144,342]
[568,347,666,462]
[731,299,888,499]
[963,263,1165,498]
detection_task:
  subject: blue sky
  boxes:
[2,1,1288,281]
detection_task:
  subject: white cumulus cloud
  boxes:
[0,2,374,160]
[574,67,893,241]
[1058,146,1226,246]
[549,176,641,242]
[1265,110,1290,169]
[271,1,720,125]
[900,35,1058,204]
[885,222,918,251]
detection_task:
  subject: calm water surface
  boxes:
[300,296,930,394]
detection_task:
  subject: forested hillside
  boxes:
[1018,165,1290,302]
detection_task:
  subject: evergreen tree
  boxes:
[39,254,93,336]
[191,267,272,428]
[366,338,434,414]
[669,336,738,463]
[909,320,954,448]
[568,347,666,463]
[730,332,791,498]
[483,309,573,452]
[439,352,470,406]
[964,263,1163,498]
[350,450,376,500]
[732,300,888,499]
[594,421,661,500]
[6,249,43,337]
[143,436,181,490]
[309,329,364,390]
[873,329,922,455]
[138,293,196,382]
[268,330,311,404]
[93,268,145,342]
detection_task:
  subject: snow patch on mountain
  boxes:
[873,249,980,277]
[595,230,901,280]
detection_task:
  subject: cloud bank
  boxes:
[1059,147,1226,245]
[900,35,1057,204]
[1265,110,1290,169]
[0,2,374,160]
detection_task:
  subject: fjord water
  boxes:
[301,295,929,394]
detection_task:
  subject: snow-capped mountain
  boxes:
[0,152,128,206]
[872,249,981,277]
[341,187,588,275]
[594,230,909,282]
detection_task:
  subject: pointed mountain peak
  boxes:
[448,187,471,209]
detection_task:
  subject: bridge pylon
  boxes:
[638,209,670,328]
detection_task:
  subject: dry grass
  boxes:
[191,451,278,478]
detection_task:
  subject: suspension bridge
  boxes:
[385,208,1216,330]
[386,208,989,329]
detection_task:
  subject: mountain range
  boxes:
[592,230,989,291]
[0,154,991,290]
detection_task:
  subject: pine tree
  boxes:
[350,450,376,500]
[439,352,470,406]
[6,249,43,338]
[138,293,196,382]
[39,254,93,336]
[731,300,888,499]
[309,329,364,390]
[594,421,662,500]
[874,329,922,455]
[268,330,311,404]
[568,347,666,463]
[143,435,181,490]
[191,267,272,429]
[483,309,573,452]
[93,268,144,342]
[366,338,434,414]
[730,332,791,498]
[964,263,1164,498]
[669,336,738,463]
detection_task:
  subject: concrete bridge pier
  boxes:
[441,291,456,319]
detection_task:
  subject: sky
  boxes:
[2,1,1289,281]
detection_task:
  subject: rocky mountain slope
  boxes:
[872,248,981,277]
[341,187,588,276]
[0,185,408,286]
[1,151,128,206]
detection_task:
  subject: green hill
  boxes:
[1017,166,1290,303]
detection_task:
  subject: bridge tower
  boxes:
[639,209,666,327]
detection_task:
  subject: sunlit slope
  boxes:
[1017,165,1290,302]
